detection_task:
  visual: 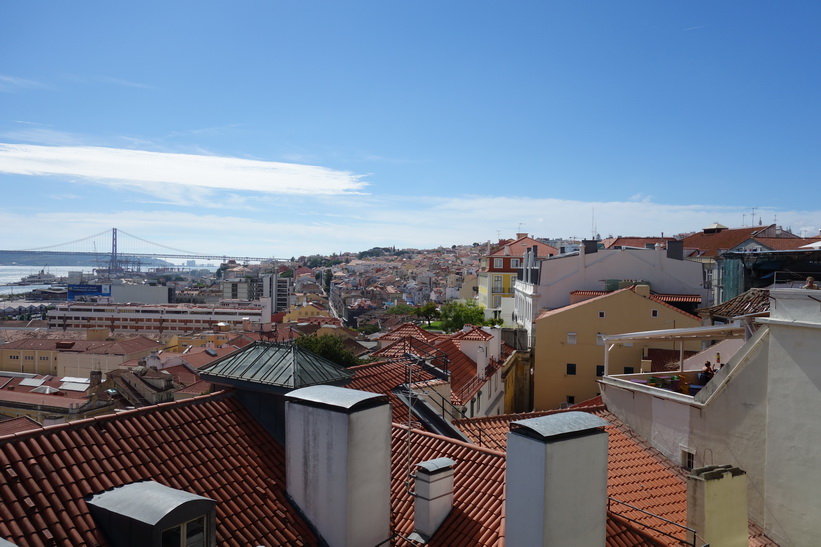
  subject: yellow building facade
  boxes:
[533,285,701,410]
[282,303,329,323]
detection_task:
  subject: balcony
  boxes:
[600,324,751,406]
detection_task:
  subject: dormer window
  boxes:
[87,481,216,547]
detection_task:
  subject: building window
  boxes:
[566,395,575,405]
[566,332,576,345]
[596,365,604,377]
[24,356,33,360]
[624,366,635,374]
[566,363,576,375]
[598,311,605,319]
[162,516,207,547]
[492,275,503,293]
[681,450,695,470]
[511,258,521,268]
[493,258,503,268]
[10,355,19,360]
[651,309,659,318]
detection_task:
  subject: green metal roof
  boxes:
[201,342,353,388]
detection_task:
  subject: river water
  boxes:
[0,266,97,296]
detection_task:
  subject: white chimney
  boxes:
[285,386,391,547]
[506,412,609,546]
[477,346,488,380]
[410,458,456,543]
[687,465,748,547]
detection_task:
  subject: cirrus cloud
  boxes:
[0,143,368,196]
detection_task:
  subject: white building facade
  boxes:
[600,288,821,546]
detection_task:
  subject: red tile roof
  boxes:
[377,322,440,345]
[681,226,771,257]
[0,390,665,547]
[0,393,318,546]
[452,325,494,341]
[348,359,440,426]
[569,290,702,304]
[453,406,778,546]
[752,237,821,250]
[487,236,558,258]
[390,425,506,546]
[0,416,42,437]
[0,336,162,355]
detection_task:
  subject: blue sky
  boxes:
[1,1,820,259]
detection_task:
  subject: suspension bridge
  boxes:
[0,228,276,270]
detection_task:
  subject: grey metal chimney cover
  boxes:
[510,411,608,441]
[287,385,388,412]
[416,458,456,474]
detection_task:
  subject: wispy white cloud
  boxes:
[2,185,819,259]
[0,75,44,92]
[0,143,369,197]
[95,76,156,90]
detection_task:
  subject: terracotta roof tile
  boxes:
[454,406,778,546]
[348,359,439,426]
[698,288,770,319]
[682,226,773,257]
[0,416,43,437]
[377,322,440,344]
[0,393,317,546]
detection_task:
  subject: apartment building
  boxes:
[477,234,557,324]
[47,301,270,334]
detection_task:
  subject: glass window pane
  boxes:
[162,525,182,547]
[186,516,206,547]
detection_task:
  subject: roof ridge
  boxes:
[0,390,232,445]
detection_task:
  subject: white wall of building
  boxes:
[111,284,171,304]
[602,289,821,546]
[514,248,707,340]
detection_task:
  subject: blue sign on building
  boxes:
[67,284,112,301]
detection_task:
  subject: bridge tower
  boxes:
[109,228,118,278]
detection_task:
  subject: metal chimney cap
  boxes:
[510,411,608,441]
[416,458,456,474]
[287,385,388,412]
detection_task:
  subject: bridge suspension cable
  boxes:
[17,229,112,252]
[117,229,205,256]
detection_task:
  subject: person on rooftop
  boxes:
[698,361,714,385]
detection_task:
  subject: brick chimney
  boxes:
[687,465,748,547]
[285,386,391,547]
[506,411,609,546]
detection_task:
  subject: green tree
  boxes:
[356,324,380,335]
[439,300,487,333]
[294,334,361,367]
[415,301,440,325]
[387,302,416,315]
